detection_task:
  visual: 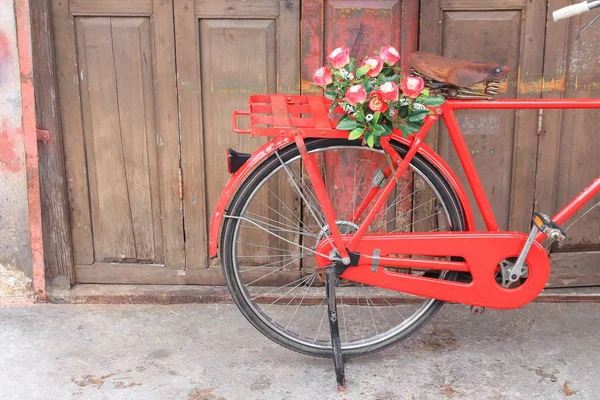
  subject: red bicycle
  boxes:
[211,1,600,388]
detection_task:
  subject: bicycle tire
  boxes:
[220,138,466,358]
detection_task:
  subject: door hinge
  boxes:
[178,167,184,200]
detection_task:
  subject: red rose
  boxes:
[361,56,384,77]
[368,92,388,112]
[380,45,401,66]
[401,76,425,98]
[344,84,367,105]
[379,81,399,102]
[327,46,350,69]
[313,66,333,86]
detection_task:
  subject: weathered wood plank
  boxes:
[152,0,185,269]
[70,0,153,16]
[420,1,546,232]
[534,0,569,221]
[75,264,300,285]
[76,18,137,261]
[547,252,600,288]
[193,0,279,18]
[31,0,74,285]
[200,19,277,266]
[301,0,323,94]
[440,0,527,10]
[112,18,157,261]
[174,0,208,269]
[508,0,547,233]
[51,0,95,265]
[277,0,300,94]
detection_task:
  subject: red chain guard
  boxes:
[320,232,550,310]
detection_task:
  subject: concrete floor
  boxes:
[0,303,598,400]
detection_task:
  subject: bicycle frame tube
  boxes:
[301,98,600,254]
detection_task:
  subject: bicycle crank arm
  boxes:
[506,212,567,286]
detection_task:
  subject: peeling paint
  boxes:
[0,0,35,298]
[0,119,22,172]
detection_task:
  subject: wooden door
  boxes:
[420,0,547,232]
[302,0,419,93]
[536,2,600,287]
[52,0,185,283]
[175,0,301,283]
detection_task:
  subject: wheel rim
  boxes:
[225,143,461,352]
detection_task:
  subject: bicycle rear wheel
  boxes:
[220,139,465,357]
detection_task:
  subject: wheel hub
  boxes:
[314,220,359,268]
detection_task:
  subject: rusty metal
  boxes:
[36,128,50,143]
[408,51,511,88]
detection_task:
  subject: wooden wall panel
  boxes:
[180,0,300,273]
[75,18,161,263]
[54,0,184,281]
[31,0,75,285]
[420,0,546,231]
[200,19,277,252]
[535,1,600,286]
[302,0,415,93]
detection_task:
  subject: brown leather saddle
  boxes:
[408,52,511,88]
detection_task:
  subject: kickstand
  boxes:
[325,267,346,392]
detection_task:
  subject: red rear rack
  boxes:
[231,94,347,137]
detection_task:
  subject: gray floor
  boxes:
[0,302,598,399]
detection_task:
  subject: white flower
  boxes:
[343,104,355,112]
[413,103,427,111]
[348,73,354,79]
[400,98,409,106]
[365,114,374,121]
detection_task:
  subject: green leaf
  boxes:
[408,110,429,123]
[373,111,381,124]
[422,96,446,106]
[384,75,401,82]
[401,121,422,134]
[373,124,387,137]
[381,123,393,135]
[336,118,360,131]
[347,59,356,72]
[366,134,375,148]
[399,105,409,118]
[324,89,337,100]
[418,88,430,99]
[329,101,338,113]
[356,65,371,78]
[348,127,365,140]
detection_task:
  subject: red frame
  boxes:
[213,95,600,309]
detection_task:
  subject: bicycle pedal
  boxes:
[532,212,567,242]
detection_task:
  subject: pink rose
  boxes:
[379,81,399,102]
[344,84,367,105]
[380,45,400,66]
[368,92,389,113]
[313,66,333,86]
[361,56,384,77]
[327,46,350,69]
[401,76,425,98]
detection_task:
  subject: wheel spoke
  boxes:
[223,142,463,356]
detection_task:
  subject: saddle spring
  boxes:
[410,69,501,100]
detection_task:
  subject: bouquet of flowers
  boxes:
[313,46,445,147]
